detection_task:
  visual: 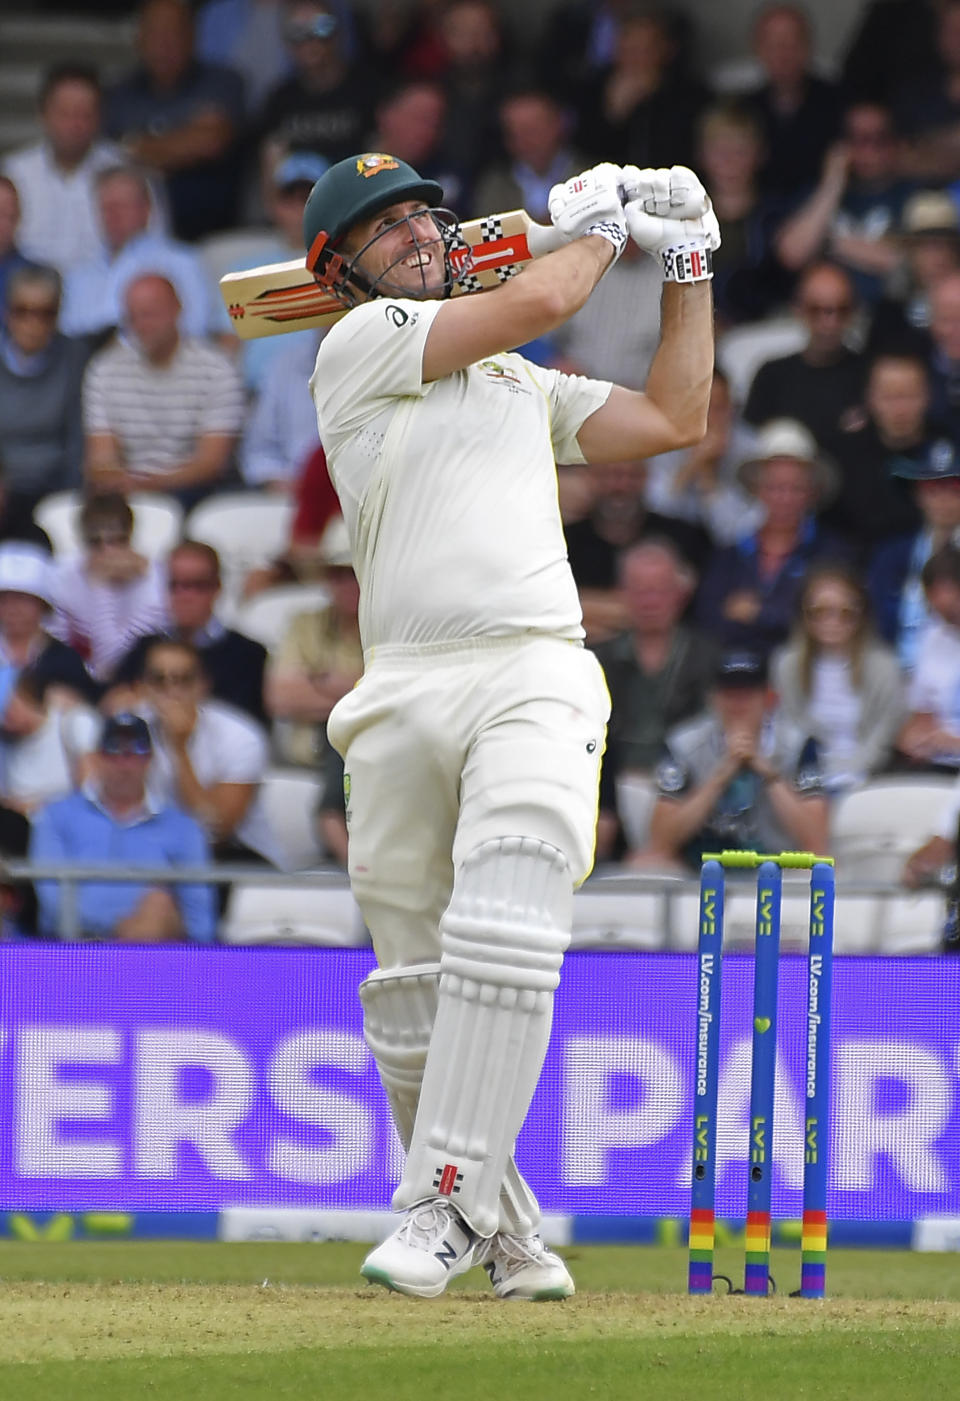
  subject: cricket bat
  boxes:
[219,210,565,339]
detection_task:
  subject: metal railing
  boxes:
[3,860,945,948]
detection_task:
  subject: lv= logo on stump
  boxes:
[688,850,835,1299]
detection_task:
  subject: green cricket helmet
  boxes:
[303,152,460,305]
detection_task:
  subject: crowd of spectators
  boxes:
[4,0,960,943]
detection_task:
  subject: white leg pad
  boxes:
[393,836,572,1237]
[360,961,543,1236]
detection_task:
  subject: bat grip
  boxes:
[525,223,567,259]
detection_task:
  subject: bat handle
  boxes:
[525,223,567,259]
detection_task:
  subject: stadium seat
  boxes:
[184,492,294,616]
[830,777,956,882]
[197,226,279,289]
[615,773,658,851]
[572,882,669,950]
[34,489,183,559]
[876,891,945,955]
[231,583,330,652]
[259,766,326,870]
[716,316,808,405]
[220,882,367,945]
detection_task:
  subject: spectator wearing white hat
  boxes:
[265,515,361,766]
[867,189,960,360]
[0,541,98,703]
[696,419,849,659]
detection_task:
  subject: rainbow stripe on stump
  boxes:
[744,1210,772,1293]
[688,1207,716,1293]
[800,1210,828,1296]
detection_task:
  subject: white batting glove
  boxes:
[548,163,628,259]
[620,164,710,221]
[625,197,721,283]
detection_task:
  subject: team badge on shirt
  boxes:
[356,153,400,178]
[479,359,529,394]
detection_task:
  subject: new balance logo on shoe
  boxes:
[434,1238,462,1269]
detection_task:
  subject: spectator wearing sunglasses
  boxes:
[136,637,280,867]
[109,540,267,726]
[255,1,376,170]
[47,493,166,681]
[30,711,216,942]
[0,263,89,513]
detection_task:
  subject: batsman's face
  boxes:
[347,200,447,300]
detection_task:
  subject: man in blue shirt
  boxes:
[31,711,216,941]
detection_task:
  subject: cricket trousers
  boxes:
[326,634,611,970]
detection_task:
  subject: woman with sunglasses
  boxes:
[771,560,905,794]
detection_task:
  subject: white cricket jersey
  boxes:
[309,296,612,652]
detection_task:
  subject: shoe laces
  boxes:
[397,1201,466,1252]
[489,1232,547,1271]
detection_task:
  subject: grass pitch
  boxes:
[1,1242,958,1400]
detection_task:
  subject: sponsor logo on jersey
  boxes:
[356,153,399,178]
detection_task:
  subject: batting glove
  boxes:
[548,163,628,259]
[620,164,710,221]
[625,198,721,283]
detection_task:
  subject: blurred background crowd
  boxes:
[3,0,960,944]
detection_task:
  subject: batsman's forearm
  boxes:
[511,235,615,326]
[643,282,714,445]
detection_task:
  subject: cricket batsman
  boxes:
[302,151,718,1298]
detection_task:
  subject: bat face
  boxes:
[220,211,563,339]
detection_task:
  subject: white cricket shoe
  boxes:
[360,1199,478,1298]
[482,1232,575,1300]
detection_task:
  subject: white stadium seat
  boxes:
[184,491,294,616]
[220,883,367,945]
[231,583,330,652]
[258,767,326,871]
[716,315,808,406]
[831,777,955,882]
[34,489,183,559]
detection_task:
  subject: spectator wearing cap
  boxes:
[109,540,267,727]
[644,647,828,872]
[211,148,329,396]
[592,539,717,864]
[696,420,848,660]
[896,543,960,770]
[30,711,216,942]
[0,668,100,815]
[743,262,867,453]
[870,432,960,669]
[61,164,215,344]
[83,272,245,508]
[0,264,89,511]
[265,515,362,766]
[104,0,246,242]
[0,64,128,275]
[825,354,942,557]
[136,637,280,867]
[775,101,915,307]
[867,190,960,360]
[770,561,905,796]
[0,542,98,704]
[47,493,167,682]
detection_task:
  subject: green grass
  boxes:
[1,1243,958,1400]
